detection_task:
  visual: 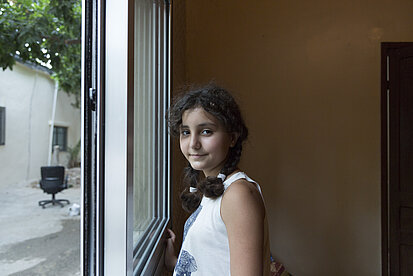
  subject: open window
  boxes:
[81,0,171,274]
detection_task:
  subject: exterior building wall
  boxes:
[0,62,80,189]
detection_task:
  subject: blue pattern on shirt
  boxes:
[174,205,202,275]
[183,205,202,242]
[175,250,198,276]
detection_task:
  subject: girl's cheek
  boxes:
[181,140,191,155]
[179,140,186,154]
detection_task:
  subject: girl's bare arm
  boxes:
[165,228,178,272]
[221,179,265,276]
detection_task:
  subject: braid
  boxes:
[221,142,243,176]
[199,141,243,199]
[198,176,225,198]
[180,165,202,213]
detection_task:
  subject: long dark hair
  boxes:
[167,84,248,212]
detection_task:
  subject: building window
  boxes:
[53,126,67,151]
[0,107,5,145]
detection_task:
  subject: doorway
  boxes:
[381,42,413,276]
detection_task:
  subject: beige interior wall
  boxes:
[168,0,413,275]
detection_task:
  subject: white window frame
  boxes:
[103,0,171,275]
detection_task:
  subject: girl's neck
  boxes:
[225,169,240,180]
[201,168,240,180]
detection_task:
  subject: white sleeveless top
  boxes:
[173,172,271,276]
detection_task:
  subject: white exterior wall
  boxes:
[0,62,80,189]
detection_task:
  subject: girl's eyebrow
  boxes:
[198,122,217,127]
[180,122,217,128]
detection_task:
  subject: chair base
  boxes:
[38,198,70,209]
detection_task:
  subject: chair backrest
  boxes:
[40,166,66,193]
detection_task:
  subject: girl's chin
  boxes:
[188,162,204,171]
[187,160,211,172]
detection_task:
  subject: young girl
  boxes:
[165,84,271,275]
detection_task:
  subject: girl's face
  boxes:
[180,107,236,177]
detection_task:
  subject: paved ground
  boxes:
[0,179,80,276]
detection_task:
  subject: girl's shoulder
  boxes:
[223,171,262,197]
[221,176,265,221]
[224,178,263,203]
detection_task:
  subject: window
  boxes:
[102,0,171,274]
[53,126,68,151]
[0,107,5,145]
[132,0,170,274]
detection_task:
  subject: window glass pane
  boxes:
[0,107,5,145]
[52,127,57,147]
[130,0,169,273]
[133,0,155,245]
[53,126,68,151]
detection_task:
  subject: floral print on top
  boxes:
[174,205,202,275]
[182,205,202,242]
[175,250,198,276]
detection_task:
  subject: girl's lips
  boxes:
[189,154,207,158]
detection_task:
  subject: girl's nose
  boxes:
[190,135,201,150]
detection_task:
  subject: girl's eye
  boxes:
[180,130,190,136]
[201,129,212,135]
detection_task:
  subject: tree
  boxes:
[0,0,81,106]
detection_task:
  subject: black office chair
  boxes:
[38,166,70,208]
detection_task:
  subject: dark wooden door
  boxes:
[382,43,413,276]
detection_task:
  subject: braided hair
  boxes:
[167,84,248,212]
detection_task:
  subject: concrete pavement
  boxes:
[0,179,81,276]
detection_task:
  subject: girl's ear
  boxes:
[230,132,239,148]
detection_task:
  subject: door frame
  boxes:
[381,42,413,276]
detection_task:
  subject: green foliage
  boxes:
[0,0,81,107]
[67,139,80,168]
